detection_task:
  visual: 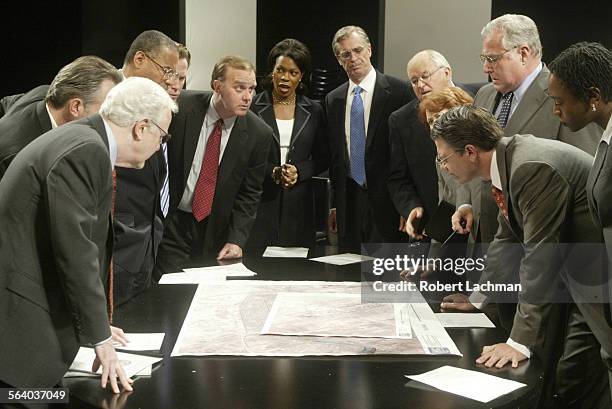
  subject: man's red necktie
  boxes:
[192,119,224,221]
[491,186,509,221]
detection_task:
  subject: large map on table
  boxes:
[171,281,461,357]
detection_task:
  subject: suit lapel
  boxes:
[366,71,390,151]
[291,95,311,148]
[504,66,550,135]
[330,83,349,167]
[587,141,609,222]
[496,137,522,239]
[182,93,210,188]
[253,92,280,146]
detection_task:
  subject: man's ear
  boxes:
[132,119,149,141]
[133,50,147,69]
[67,98,85,119]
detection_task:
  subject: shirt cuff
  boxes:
[468,291,487,310]
[506,338,531,358]
[94,335,112,347]
[458,203,473,210]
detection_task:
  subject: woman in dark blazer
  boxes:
[247,38,328,247]
[548,41,612,402]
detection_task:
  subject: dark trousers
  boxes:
[153,209,209,280]
[339,178,384,253]
[553,303,612,409]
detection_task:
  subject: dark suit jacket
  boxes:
[113,139,166,304]
[0,95,52,179]
[167,90,273,252]
[387,99,438,224]
[587,129,612,324]
[325,70,413,242]
[0,114,112,387]
[483,135,609,353]
[247,91,328,247]
[0,85,48,118]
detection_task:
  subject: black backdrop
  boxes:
[1,0,609,98]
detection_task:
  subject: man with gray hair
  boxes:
[0,77,177,393]
[0,55,121,178]
[450,14,601,244]
[326,25,413,252]
[388,49,459,238]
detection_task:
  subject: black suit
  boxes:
[325,70,413,250]
[387,99,438,224]
[0,95,52,179]
[247,91,328,247]
[154,91,273,275]
[0,114,112,387]
[113,152,166,305]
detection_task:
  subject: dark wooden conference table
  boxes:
[63,246,542,409]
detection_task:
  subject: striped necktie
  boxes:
[160,143,169,217]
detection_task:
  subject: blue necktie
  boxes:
[350,86,366,186]
[160,142,169,217]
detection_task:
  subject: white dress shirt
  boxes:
[344,66,376,153]
[178,102,237,212]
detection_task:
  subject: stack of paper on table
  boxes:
[64,347,163,378]
[113,333,165,351]
[309,253,375,265]
[159,263,256,284]
[435,313,495,328]
[406,365,526,402]
[263,246,309,258]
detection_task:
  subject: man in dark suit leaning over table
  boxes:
[432,105,612,408]
[388,49,461,239]
[0,77,177,393]
[0,56,121,179]
[113,30,179,305]
[326,25,414,252]
[153,55,273,278]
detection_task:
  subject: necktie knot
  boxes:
[354,86,362,96]
[497,92,514,128]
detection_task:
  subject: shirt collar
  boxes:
[512,62,542,103]
[101,117,118,167]
[490,149,502,190]
[207,98,237,130]
[45,103,59,129]
[601,114,612,145]
[349,66,376,95]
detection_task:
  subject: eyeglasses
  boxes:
[479,46,518,64]
[435,149,464,166]
[144,52,179,81]
[150,120,172,143]
[409,66,444,86]
[337,46,366,61]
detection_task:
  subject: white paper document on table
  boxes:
[64,347,162,378]
[406,365,526,402]
[261,292,412,338]
[309,253,375,265]
[435,313,495,328]
[159,263,256,284]
[263,246,309,258]
[114,333,165,351]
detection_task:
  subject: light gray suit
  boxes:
[484,135,611,406]
[458,65,602,249]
